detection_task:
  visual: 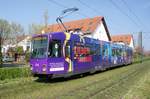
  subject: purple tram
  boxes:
[30,32,133,78]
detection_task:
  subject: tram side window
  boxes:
[112,49,116,56]
[83,45,91,56]
[95,44,100,55]
[122,49,124,56]
[73,44,80,59]
[119,49,122,56]
[116,49,121,56]
[90,44,95,55]
[48,40,61,57]
[102,45,108,57]
[102,45,105,56]
[90,44,100,56]
[116,49,119,56]
[73,43,91,59]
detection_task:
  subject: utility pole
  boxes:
[44,10,49,28]
[138,31,143,63]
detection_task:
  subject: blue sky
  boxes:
[0,0,150,50]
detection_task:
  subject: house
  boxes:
[16,35,31,52]
[44,16,111,41]
[2,44,15,55]
[111,34,134,49]
[1,35,31,55]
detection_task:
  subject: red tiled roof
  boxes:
[44,16,111,40]
[111,34,133,45]
[16,35,27,42]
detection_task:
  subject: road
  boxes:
[1,62,27,67]
[0,60,150,99]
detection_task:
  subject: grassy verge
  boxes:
[0,60,150,99]
[133,56,150,63]
[123,69,150,99]
[0,67,31,81]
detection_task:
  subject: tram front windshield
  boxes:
[31,36,48,58]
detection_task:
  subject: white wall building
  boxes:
[111,34,134,49]
[1,36,31,54]
[17,36,31,52]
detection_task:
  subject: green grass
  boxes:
[0,67,31,80]
[133,56,150,63]
[0,59,150,99]
[123,69,150,99]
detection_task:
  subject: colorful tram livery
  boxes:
[30,32,133,78]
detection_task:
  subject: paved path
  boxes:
[1,62,28,67]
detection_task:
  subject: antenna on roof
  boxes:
[56,7,79,32]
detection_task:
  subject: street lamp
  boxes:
[56,7,79,32]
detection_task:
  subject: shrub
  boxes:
[16,46,24,55]
[0,67,31,80]
[25,52,30,62]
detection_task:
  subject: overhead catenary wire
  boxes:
[48,0,89,18]
[48,0,67,8]
[78,0,104,15]
[121,0,149,30]
[109,0,140,28]
[77,0,124,33]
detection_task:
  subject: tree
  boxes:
[28,10,49,35]
[16,46,24,55]
[0,19,24,66]
[28,23,44,34]
[10,22,24,44]
[0,19,11,66]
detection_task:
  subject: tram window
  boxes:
[73,46,77,59]
[95,44,100,55]
[119,49,122,56]
[73,43,81,59]
[117,49,121,56]
[121,49,124,56]
[48,40,61,57]
[73,43,91,59]
[116,49,119,56]
[102,45,108,56]
[102,45,105,56]
[105,49,108,56]
[112,49,115,56]
[65,42,70,58]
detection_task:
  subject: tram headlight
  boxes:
[42,68,46,72]
[42,64,46,72]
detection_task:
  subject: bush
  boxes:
[25,52,30,62]
[0,67,31,80]
[16,46,24,55]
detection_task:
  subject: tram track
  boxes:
[84,65,144,99]
[54,63,146,99]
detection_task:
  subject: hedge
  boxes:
[0,67,31,80]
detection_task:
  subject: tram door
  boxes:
[65,41,73,72]
[102,42,111,69]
